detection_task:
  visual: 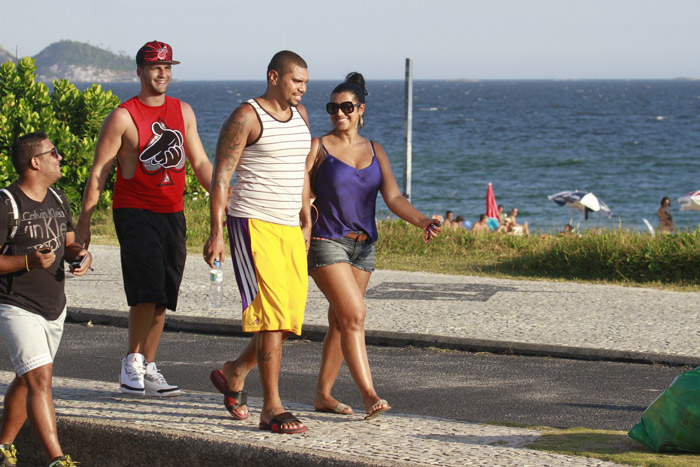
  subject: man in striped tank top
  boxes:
[204,51,311,434]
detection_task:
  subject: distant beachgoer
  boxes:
[498,205,508,225]
[657,197,673,234]
[562,224,573,235]
[498,208,530,235]
[444,210,454,226]
[471,214,490,232]
[306,72,441,421]
[446,215,464,229]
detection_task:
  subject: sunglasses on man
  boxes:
[326,101,361,115]
[34,146,60,159]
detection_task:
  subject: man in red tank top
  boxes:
[77,41,213,397]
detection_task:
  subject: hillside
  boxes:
[0,44,13,63]
[29,40,136,82]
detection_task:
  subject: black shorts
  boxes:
[113,208,186,311]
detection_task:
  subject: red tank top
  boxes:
[113,96,187,212]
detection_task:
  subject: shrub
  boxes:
[0,57,120,211]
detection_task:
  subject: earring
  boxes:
[359,117,364,129]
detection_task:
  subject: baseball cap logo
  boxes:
[157,47,169,61]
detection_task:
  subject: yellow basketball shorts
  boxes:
[226,216,307,335]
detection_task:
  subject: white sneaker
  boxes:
[144,361,181,397]
[120,353,145,395]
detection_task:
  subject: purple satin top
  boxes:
[312,141,382,243]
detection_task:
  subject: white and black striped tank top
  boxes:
[228,98,311,226]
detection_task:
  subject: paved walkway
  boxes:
[42,244,700,465]
[0,371,621,466]
[67,245,700,360]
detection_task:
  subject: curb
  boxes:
[67,307,700,368]
[13,416,410,467]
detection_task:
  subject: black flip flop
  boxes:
[210,370,249,420]
[259,411,308,434]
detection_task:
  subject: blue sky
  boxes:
[3,0,698,80]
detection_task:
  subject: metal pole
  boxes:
[403,58,413,199]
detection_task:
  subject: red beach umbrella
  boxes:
[486,183,499,221]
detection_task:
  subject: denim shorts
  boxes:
[308,236,376,274]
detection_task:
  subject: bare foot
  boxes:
[313,394,353,414]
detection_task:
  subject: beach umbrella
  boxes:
[486,183,499,223]
[548,190,612,220]
[678,190,700,211]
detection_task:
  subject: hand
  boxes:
[301,224,311,254]
[70,250,92,276]
[422,219,442,244]
[203,234,225,268]
[27,247,56,270]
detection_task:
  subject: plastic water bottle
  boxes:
[209,260,223,308]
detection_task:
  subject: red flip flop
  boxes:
[259,412,308,434]
[209,370,249,420]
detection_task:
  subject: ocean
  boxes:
[95,80,700,233]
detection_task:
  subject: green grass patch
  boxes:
[375,220,700,291]
[527,427,700,467]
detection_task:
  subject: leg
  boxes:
[127,302,157,356]
[0,305,70,457]
[141,306,166,362]
[215,331,294,419]
[312,266,371,413]
[0,377,28,446]
[312,264,388,413]
[258,331,305,431]
[313,306,349,412]
[23,364,63,460]
[120,303,158,395]
[217,334,258,419]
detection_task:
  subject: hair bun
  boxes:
[345,72,368,96]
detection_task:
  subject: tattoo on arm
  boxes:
[214,111,248,177]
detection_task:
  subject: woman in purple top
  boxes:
[304,72,441,420]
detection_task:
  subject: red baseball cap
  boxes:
[136,41,180,66]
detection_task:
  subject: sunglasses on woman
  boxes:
[326,101,361,115]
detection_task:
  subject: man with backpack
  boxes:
[0,132,90,467]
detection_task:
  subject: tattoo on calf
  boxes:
[257,350,272,363]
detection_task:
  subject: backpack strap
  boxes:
[47,187,65,209]
[0,189,19,253]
